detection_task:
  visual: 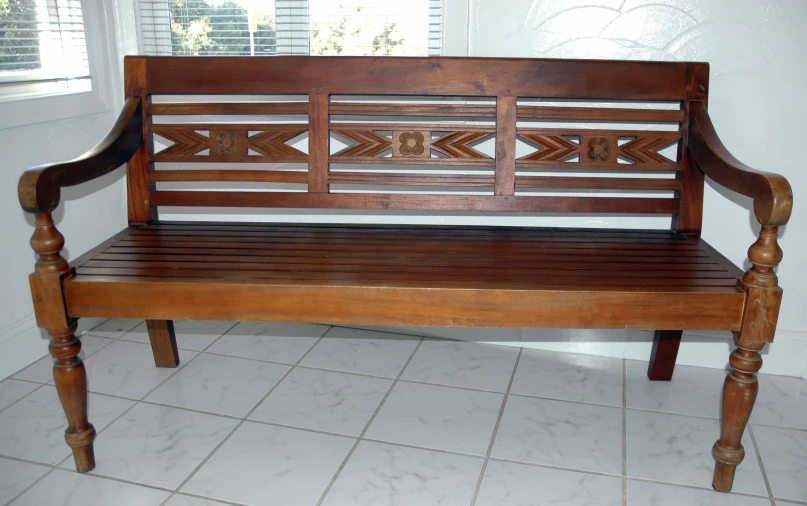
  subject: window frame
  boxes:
[0,0,115,130]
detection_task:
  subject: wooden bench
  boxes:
[18,56,792,493]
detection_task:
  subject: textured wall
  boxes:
[0,111,128,378]
[467,0,806,341]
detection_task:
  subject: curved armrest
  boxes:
[18,96,143,214]
[688,101,792,226]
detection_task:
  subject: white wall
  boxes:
[420,0,807,376]
[0,2,129,379]
[359,0,807,377]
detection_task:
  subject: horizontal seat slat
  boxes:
[127,227,699,244]
[77,264,738,287]
[96,252,725,270]
[116,239,710,257]
[107,246,716,264]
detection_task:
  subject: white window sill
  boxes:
[0,87,111,130]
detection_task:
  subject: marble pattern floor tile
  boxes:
[182,421,355,506]
[0,456,49,505]
[0,379,40,412]
[11,469,169,506]
[401,338,519,392]
[625,360,726,419]
[510,348,623,407]
[475,459,622,506]
[752,424,807,502]
[321,440,483,506]
[205,322,330,364]
[626,479,772,506]
[11,335,113,385]
[751,373,807,430]
[165,495,233,506]
[300,327,421,378]
[91,402,238,489]
[0,386,133,465]
[145,353,290,417]
[249,367,392,436]
[625,409,767,496]
[121,320,237,351]
[84,318,143,339]
[491,395,623,475]
[83,340,196,399]
[364,381,503,456]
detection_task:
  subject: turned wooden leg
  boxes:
[49,322,96,473]
[647,330,682,381]
[146,320,180,368]
[712,334,763,492]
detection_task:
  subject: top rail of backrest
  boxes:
[125,56,707,100]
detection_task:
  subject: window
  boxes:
[136,0,442,57]
[0,0,91,99]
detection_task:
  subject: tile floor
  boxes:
[0,319,805,506]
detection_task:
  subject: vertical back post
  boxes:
[308,94,330,193]
[495,96,517,196]
[124,56,156,224]
[674,63,709,234]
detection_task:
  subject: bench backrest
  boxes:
[124,56,709,233]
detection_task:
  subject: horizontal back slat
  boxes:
[149,191,680,214]
[135,56,699,100]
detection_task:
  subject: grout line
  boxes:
[4,467,57,506]
[747,425,776,506]
[487,455,622,479]
[0,383,47,416]
[622,359,627,506]
[469,348,523,506]
[359,437,485,460]
[165,492,251,506]
[625,475,776,500]
[169,328,334,498]
[314,336,426,506]
[54,323,239,471]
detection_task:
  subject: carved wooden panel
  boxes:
[516,129,681,170]
[331,124,494,166]
[150,124,308,163]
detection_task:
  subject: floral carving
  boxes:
[587,138,610,161]
[215,131,239,155]
[399,132,425,156]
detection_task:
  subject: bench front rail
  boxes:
[17,56,792,493]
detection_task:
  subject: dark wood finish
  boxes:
[125,57,155,224]
[136,56,698,100]
[150,170,308,184]
[150,124,307,163]
[28,214,95,473]
[146,320,180,368]
[149,102,309,116]
[148,192,680,214]
[17,57,792,493]
[713,335,763,492]
[689,101,792,226]
[647,330,683,381]
[495,97,517,196]
[308,94,329,193]
[18,98,143,215]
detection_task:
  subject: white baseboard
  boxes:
[0,316,107,381]
[350,325,807,378]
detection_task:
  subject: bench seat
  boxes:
[64,223,745,331]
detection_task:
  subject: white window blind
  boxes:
[0,0,91,94]
[136,0,442,57]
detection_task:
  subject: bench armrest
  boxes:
[18,96,143,215]
[688,101,792,226]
